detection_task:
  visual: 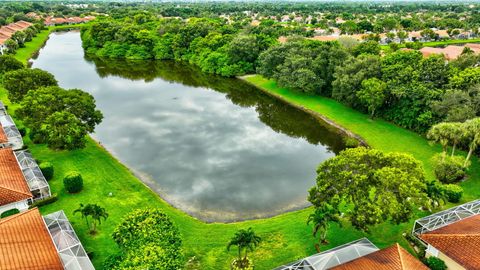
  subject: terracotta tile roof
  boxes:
[331,244,428,270]
[420,214,480,270]
[0,148,32,206]
[0,208,64,270]
[420,45,480,60]
[466,43,480,49]
[13,21,32,29]
[0,125,8,144]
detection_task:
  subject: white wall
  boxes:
[0,200,29,216]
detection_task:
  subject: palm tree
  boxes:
[307,203,340,250]
[227,228,261,269]
[463,118,480,167]
[74,203,108,234]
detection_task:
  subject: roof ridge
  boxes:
[396,244,406,270]
[0,185,32,197]
[423,233,480,237]
[0,208,36,224]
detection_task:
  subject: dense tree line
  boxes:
[259,39,480,132]
[81,17,296,76]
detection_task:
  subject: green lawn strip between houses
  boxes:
[380,37,480,50]
[1,31,474,269]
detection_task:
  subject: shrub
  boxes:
[0,55,24,74]
[442,184,463,203]
[29,194,58,208]
[63,171,84,193]
[426,256,447,270]
[108,209,184,269]
[1,208,20,218]
[39,162,54,180]
[343,136,360,148]
[432,154,466,183]
[17,126,26,137]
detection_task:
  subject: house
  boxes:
[0,148,51,215]
[44,16,95,26]
[26,12,41,20]
[0,148,32,215]
[330,244,428,270]
[0,20,33,55]
[274,238,427,270]
[413,199,480,270]
[0,208,95,270]
[420,45,480,60]
[0,113,23,150]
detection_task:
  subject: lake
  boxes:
[31,31,346,222]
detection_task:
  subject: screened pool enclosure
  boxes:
[43,210,95,270]
[274,238,379,270]
[413,199,480,243]
[0,114,23,150]
[14,150,51,201]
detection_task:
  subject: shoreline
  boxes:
[15,29,475,269]
[239,74,369,147]
[27,31,319,224]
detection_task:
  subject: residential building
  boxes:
[0,148,51,215]
[274,238,427,270]
[413,199,480,270]
[0,208,95,270]
[0,20,33,55]
[420,44,480,60]
[44,16,95,26]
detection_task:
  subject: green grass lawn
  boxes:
[3,32,477,269]
[380,38,480,50]
[14,29,52,64]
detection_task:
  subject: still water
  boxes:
[31,31,346,221]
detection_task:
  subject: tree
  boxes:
[227,228,261,269]
[421,28,437,40]
[463,117,480,167]
[12,31,26,47]
[357,78,386,118]
[332,54,382,108]
[427,122,456,158]
[425,180,447,211]
[74,203,108,234]
[352,41,381,56]
[308,147,428,232]
[44,111,88,150]
[3,68,57,102]
[4,39,18,54]
[17,86,103,149]
[307,203,340,249]
[397,31,408,43]
[431,90,475,123]
[0,55,23,74]
[107,209,184,270]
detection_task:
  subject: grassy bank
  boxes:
[3,32,470,269]
[243,75,480,202]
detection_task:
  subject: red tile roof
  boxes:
[0,125,8,144]
[331,244,428,270]
[0,208,64,270]
[420,214,480,270]
[420,45,480,60]
[0,148,32,206]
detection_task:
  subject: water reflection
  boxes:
[32,32,346,222]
